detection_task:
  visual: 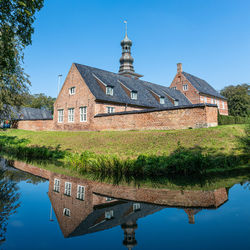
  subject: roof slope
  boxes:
[182,72,226,99]
[75,63,191,108]
[3,106,53,120]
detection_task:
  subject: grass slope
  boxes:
[0,125,246,158]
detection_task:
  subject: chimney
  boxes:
[177,63,182,74]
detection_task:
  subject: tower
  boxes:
[121,220,138,250]
[118,21,143,79]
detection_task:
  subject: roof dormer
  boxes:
[118,80,138,100]
[93,73,114,96]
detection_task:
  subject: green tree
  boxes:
[0,0,44,117]
[220,84,250,117]
[0,168,20,242]
[23,93,56,114]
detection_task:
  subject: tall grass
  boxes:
[64,146,246,178]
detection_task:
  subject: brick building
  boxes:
[170,63,228,115]
[52,29,220,131]
[12,28,223,131]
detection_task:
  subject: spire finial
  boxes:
[124,20,127,37]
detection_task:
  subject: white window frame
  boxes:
[107,107,115,114]
[58,109,64,123]
[211,98,214,104]
[172,87,177,90]
[204,97,207,103]
[222,101,225,109]
[183,84,188,91]
[80,106,87,122]
[106,86,113,96]
[68,108,74,123]
[217,100,220,107]
[133,203,141,211]
[63,208,71,217]
[174,100,179,106]
[131,91,138,100]
[105,210,114,220]
[77,185,85,200]
[69,87,76,95]
[160,97,165,104]
[64,182,72,196]
[106,197,114,201]
[53,178,60,192]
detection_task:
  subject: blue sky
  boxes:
[24,0,250,98]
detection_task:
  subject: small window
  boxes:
[63,208,71,217]
[53,179,60,192]
[106,86,113,96]
[106,197,114,201]
[217,100,220,107]
[174,100,179,106]
[172,87,177,90]
[107,107,115,114]
[69,87,76,95]
[160,97,165,104]
[80,107,87,122]
[133,203,141,211]
[68,108,74,122]
[211,98,214,104]
[131,91,137,100]
[64,182,72,196]
[222,101,225,109]
[77,185,85,200]
[183,84,188,91]
[204,97,207,103]
[105,210,114,220]
[58,109,64,123]
[177,76,181,82]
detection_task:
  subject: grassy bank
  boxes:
[0,124,249,179]
[0,124,247,158]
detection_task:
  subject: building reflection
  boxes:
[47,171,229,249]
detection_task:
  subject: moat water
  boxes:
[0,158,249,250]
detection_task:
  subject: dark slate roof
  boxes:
[4,106,53,120]
[69,201,163,238]
[182,72,226,99]
[74,63,191,108]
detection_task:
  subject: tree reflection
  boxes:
[0,168,20,242]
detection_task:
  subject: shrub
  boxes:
[218,113,250,125]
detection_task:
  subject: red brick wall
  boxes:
[53,64,96,131]
[170,72,200,104]
[95,101,145,114]
[17,119,54,131]
[93,105,218,131]
[170,72,228,115]
[200,95,228,115]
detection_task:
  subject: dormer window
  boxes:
[131,91,137,100]
[105,210,114,220]
[174,100,179,106]
[160,97,165,104]
[172,87,177,90]
[69,87,76,95]
[106,86,113,96]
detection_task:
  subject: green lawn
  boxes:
[0,124,247,159]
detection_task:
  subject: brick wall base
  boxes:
[17,119,54,131]
[93,105,218,131]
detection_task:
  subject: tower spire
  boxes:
[118,21,143,79]
[124,20,128,37]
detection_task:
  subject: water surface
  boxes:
[0,158,249,250]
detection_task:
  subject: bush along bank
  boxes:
[218,113,250,125]
[0,133,248,179]
[65,147,247,178]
